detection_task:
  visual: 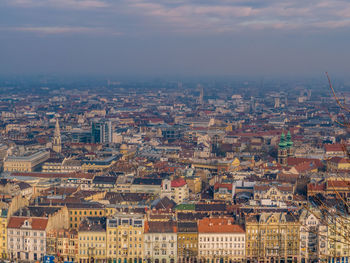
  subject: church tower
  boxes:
[286,131,294,157]
[52,118,62,153]
[278,132,288,166]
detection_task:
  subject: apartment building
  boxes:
[106,213,144,263]
[299,209,327,263]
[198,217,245,262]
[77,217,107,263]
[7,217,48,262]
[246,212,300,263]
[144,221,177,263]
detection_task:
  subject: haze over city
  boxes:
[1,1,350,263]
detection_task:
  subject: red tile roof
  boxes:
[307,182,326,192]
[171,178,187,188]
[327,180,350,189]
[8,217,48,230]
[198,218,244,233]
[214,183,233,191]
[325,143,345,153]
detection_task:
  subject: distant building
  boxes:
[91,120,112,144]
[52,119,62,153]
[161,178,189,204]
[278,131,293,166]
[4,150,50,172]
[327,157,350,171]
[213,183,234,201]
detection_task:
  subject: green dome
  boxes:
[286,131,293,147]
[279,132,287,148]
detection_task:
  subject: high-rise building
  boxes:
[91,120,112,144]
[52,119,62,153]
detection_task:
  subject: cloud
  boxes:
[122,0,350,33]
[4,0,350,35]
[1,26,120,35]
[7,0,108,9]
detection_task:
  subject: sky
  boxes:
[1,0,350,77]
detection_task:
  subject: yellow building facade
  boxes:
[67,204,105,229]
[106,214,144,263]
[177,222,198,261]
[78,218,107,263]
[0,209,7,259]
[328,215,350,259]
[246,212,300,263]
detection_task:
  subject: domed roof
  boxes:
[120,144,128,150]
[279,132,287,148]
[286,131,293,147]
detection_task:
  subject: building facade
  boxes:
[198,217,245,262]
[4,150,50,172]
[144,221,177,263]
[106,213,144,263]
[177,222,198,262]
[246,212,300,263]
[299,209,327,263]
[78,217,107,263]
[7,217,48,262]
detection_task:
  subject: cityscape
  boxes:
[0,77,348,263]
[1,0,350,262]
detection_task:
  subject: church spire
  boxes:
[54,118,61,137]
[278,132,287,148]
[52,118,62,153]
[286,131,293,148]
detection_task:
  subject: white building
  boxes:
[198,218,245,262]
[161,178,189,204]
[299,209,328,262]
[144,221,177,263]
[7,217,48,262]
